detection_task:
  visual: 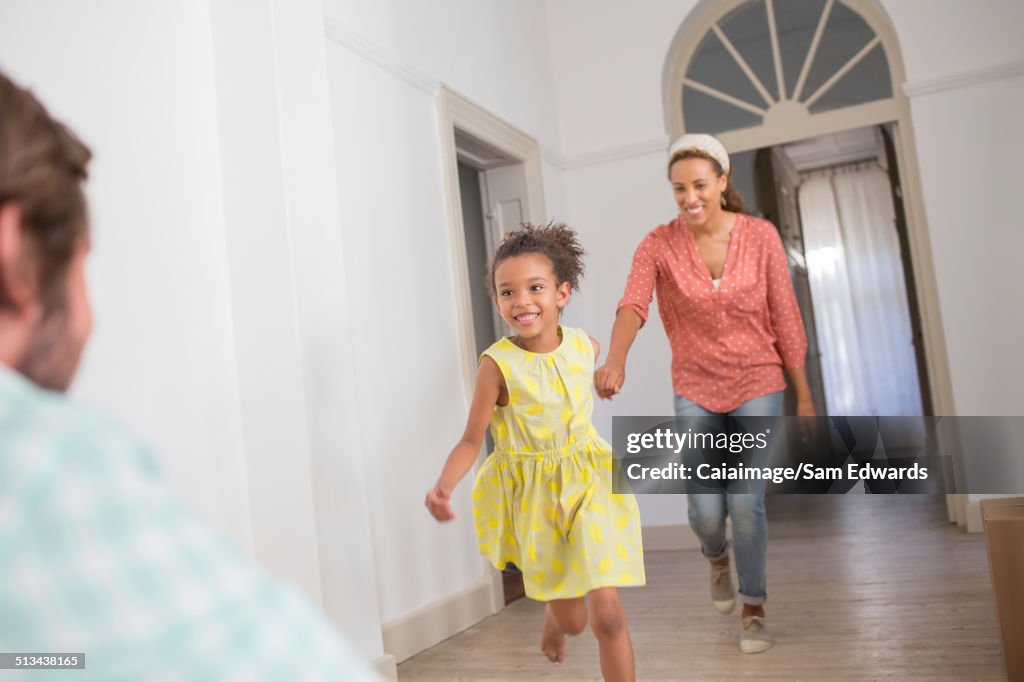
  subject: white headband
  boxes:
[669,133,730,173]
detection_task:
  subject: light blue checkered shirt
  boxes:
[0,366,381,681]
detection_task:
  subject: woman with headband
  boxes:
[594,133,813,654]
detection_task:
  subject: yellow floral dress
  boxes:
[471,326,646,601]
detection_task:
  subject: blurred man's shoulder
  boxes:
[0,366,154,484]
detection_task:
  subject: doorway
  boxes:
[438,86,548,610]
[662,0,954,420]
[454,139,532,605]
[753,124,930,417]
[454,130,529,358]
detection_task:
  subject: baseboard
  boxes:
[966,499,984,534]
[382,578,495,664]
[372,654,397,681]
[642,523,702,551]
[952,494,967,527]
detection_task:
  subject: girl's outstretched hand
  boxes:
[425,484,455,521]
[594,362,625,400]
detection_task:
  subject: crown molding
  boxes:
[320,18,673,173]
[560,136,670,171]
[903,59,1024,98]
[323,17,439,96]
[540,144,569,170]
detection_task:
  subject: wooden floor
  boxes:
[398,496,1006,681]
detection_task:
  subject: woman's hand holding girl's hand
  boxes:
[425,484,455,521]
[594,362,625,400]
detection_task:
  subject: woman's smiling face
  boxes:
[670,156,728,227]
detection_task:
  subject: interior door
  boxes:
[458,161,499,358]
[479,161,531,604]
[482,163,529,341]
[755,146,829,418]
[879,124,933,416]
[483,163,529,237]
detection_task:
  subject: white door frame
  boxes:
[436,85,547,612]
[438,86,547,402]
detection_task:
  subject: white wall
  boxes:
[0,0,253,551]
[879,0,1024,84]
[326,41,485,625]
[565,152,687,526]
[544,0,698,158]
[542,0,1024,530]
[321,0,567,631]
[324,0,561,149]
[909,74,1024,415]
[207,0,385,659]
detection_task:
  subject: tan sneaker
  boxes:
[710,561,736,614]
[740,615,773,654]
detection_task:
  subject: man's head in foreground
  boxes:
[0,71,93,391]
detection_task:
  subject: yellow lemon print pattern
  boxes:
[470,326,645,601]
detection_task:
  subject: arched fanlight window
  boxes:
[666,0,902,152]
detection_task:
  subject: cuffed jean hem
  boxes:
[738,593,767,606]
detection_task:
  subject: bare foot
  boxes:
[540,604,566,664]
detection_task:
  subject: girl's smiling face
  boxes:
[493,252,569,350]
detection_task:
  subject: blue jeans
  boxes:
[673,391,783,606]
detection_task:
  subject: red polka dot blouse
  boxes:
[618,213,808,413]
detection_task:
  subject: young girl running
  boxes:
[425,224,645,682]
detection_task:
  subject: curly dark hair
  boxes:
[487,222,585,297]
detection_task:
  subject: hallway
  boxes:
[399,495,1004,680]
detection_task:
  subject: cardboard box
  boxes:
[981,497,1024,681]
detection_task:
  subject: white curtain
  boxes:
[797,163,923,417]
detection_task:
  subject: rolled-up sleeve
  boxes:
[764,228,807,368]
[617,234,658,326]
